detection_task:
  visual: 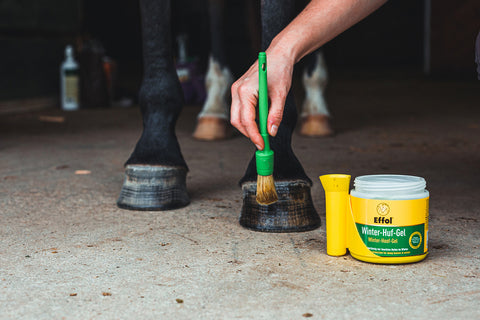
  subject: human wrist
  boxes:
[265,36,298,66]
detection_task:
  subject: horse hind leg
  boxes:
[299,50,333,137]
[192,0,234,141]
[192,56,234,141]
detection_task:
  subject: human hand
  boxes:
[230,52,294,150]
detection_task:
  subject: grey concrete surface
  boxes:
[1,71,479,319]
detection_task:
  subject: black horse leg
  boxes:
[239,0,320,232]
[117,0,189,210]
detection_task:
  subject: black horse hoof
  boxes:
[117,165,189,211]
[240,180,320,232]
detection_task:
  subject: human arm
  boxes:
[230,0,387,149]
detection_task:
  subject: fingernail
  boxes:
[255,144,262,150]
[270,125,278,136]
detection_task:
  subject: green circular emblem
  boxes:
[409,232,422,249]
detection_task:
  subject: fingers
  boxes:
[238,86,263,149]
[230,63,265,150]
[230,82,248,138]
[267,88,287,136]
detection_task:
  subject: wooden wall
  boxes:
[0,0,81,101]
[430,0,480,77]
[1,0,478,104]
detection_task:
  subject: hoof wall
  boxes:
[240,180,320,233]
[299,115,333,137]
[117,165,189,211]
[193,117,231,141]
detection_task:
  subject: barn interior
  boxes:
[1,0,479,319]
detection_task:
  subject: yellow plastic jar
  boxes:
[349,175,429,264]
[320,174,429,264]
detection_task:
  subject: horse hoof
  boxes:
[117,165,189,211]
[192,117,231,141]
[299,115,333,137]
[240,180,320,232]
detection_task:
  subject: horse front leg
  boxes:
[117,0,189,210]
[239,0,320,232]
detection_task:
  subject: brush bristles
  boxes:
[256,174,278,205]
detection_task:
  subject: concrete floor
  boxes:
[1,71,479,319]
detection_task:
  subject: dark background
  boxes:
[0,0,478,102]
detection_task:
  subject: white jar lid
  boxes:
[352,174,428,200]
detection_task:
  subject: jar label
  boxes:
[351,196,429,257]
[355,223,425,256]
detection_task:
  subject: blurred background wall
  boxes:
[0,0,478,108]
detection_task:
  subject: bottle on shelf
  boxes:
[60,45,80,111]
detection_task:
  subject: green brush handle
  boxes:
[256,52,274,176]
[258,52,270,151]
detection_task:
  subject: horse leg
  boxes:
[192,0,234,141]
[117,0,189,210]
[239,0,320,232]
[299,49,333,137]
